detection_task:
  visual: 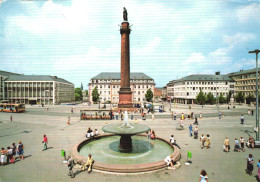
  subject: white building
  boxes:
[89,72,155,104]
[169,73,235,104]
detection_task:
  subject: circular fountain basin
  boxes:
[71,134,181,173]
[102,123,150,135]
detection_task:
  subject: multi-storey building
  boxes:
[88,72,155,104]
[0,70,74,105]
[229,68,260,99]
[169,73,235,104]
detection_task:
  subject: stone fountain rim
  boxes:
[71,134,181,173]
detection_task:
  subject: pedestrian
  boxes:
[228,106,230,110]
[81,154,94,173]
[17,141,24,160]
[240,137,245,152]
[174,112,177,120]
[199,169,208,182]
[121,113,123,121]
[248,110,251,115]
[240,115,244,124]
[224,137,230,152]
[152,113,154,120]
[131,113,133,120]
[194,126,198,139]
[194,116,198,125]
[206,134,211,149]
[71,108,73,114]
[11,143,16,162]
[189,124,193,137]
[1,148,7,165]
[164,154,176,170]
[171,112,173,120]
[234,138,240,152]
[67,156,75,178]
[199,113,202,119]
[151,130,156,140]
[10,115,13,122]
[247,154,254,175]
[67,117,70,125]
[6,146,12,164]
[219,112,221,119]
[257,159,260,180]
[200,134,206,149]
[42,134,48,151]
[181,113,184,120]
[221,112,224,118]
[252,110,254,116]
[147,129,151,140]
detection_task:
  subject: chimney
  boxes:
[215,71,220,75]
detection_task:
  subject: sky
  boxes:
[0,0,260,88]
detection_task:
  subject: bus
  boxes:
[0,103,25,113]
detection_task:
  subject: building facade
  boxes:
[168,74,235,104]
[0,71,75,105]
[89,72,155,104]
[229,68,260,99]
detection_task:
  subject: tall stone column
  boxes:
[118,21,133,108]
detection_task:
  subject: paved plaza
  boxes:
[0,104,259,182]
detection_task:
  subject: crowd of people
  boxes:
[1,141,24,166]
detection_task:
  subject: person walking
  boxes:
[181,113,184,120]
[171,112,173,120]
[42,134,48,151]
[199,113,202,119]
[252,110,254,116]
[234,138,240,152]
[11,143,16,162]
[199,169,208,182]
[219,112,221,119]
[206,134,211,149]
[10,115,13,122]
[67,156,75,178]
[224,137,230,152]
[174,112,177,120]
[240,115,244,124]
[1,148,7,165]
[200,134,206,149]
[240,137,245,152]
[194,126,199,139]
[247,154,254,175]
[67,117,70,125]
[189,124,193,137]
[17,141,24,160]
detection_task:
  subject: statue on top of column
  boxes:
[123,7,128,21]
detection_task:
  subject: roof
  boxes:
[228,68,259,76]
[91,72,153,80]
[5,75,73,84]
[173,74,234,82]
[0,70,21,76]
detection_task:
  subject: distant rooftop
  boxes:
[173,74,234,82]
[228,68,259,76]
[0,70,21,76]
[91,72,153,80]
[5,75,73,84]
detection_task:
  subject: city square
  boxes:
[0,104,259,181]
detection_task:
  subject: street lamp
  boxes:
[214,82,219,111]
[249,49,260,142]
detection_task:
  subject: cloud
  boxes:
[223,33,256,47]
[236,3,260,23]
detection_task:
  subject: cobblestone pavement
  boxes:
[0,104,259,182]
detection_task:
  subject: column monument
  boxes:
[118,7,133,109]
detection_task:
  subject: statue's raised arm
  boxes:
[123,7,128,21]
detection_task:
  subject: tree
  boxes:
[246,94,255,104]
[206,92,215,104]
[75,88,83,101]
[235,91,245,104]
[92,86,100,102]
[226,90,232,103]
[85,90,89,97]
[218,93,226,104]
[196,90,206,105]
[75,93,81,101]
[145,88,153,102]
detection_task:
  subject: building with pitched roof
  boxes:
[0,70,74,105]
[88,72,155,104]
[166,72,235,104]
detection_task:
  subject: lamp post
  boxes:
[249,49,260,142]
[214,82,219,111]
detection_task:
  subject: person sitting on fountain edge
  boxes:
[81,154,94,173]
[164,154,176,170]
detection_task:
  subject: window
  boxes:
[193,87,195,90]
[113,85,115,88]
[108,91,110,94]
[108,85,110,88]
[138,85,140,89]
[100,91,102,94]
[100,85,102,88]
[138,91,140,95]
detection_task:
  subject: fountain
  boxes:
[102,111,149,152]
[71,111,181,173]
